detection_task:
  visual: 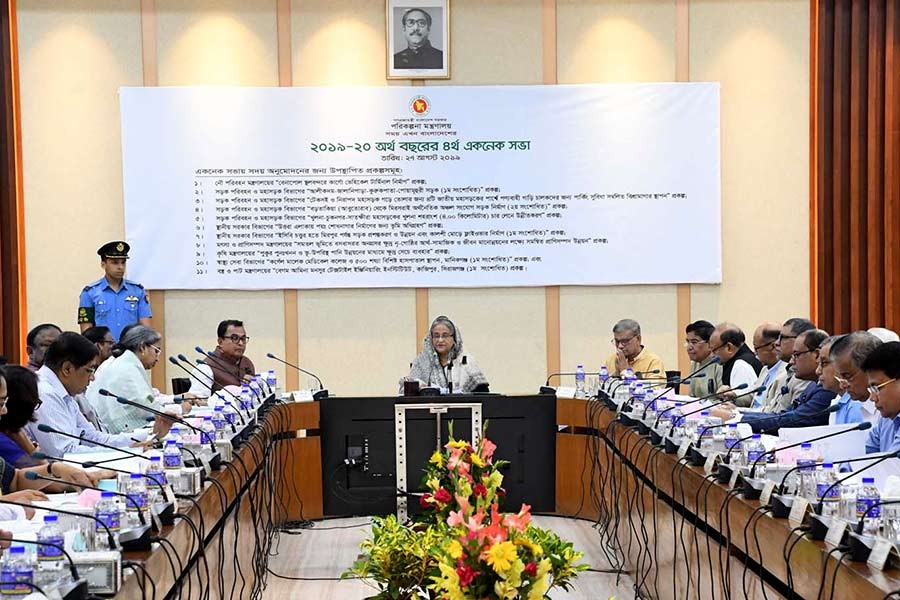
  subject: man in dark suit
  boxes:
[394,8,443,70]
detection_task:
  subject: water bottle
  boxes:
[574,365,586,399]
[724,424,741,462]
[168,426,184,450]
[222,402,238,426]
[211,406,227,436]
[631,382,644,412]
[857,477,881,535]
[699,416,722,452]
[599,365,610,392]
[240,384,253,411]
[266,369,277,393]
[1,546,32,596]
[36,515,64,571]
[94,491,120,550]
[668,403,685,438]
[200,416,216,445]
[816,463,841,518]
[145,455,167,488]
[743,434,767,479]
[795,443,817,500]
[125,473,149,526]
[164,440,182,471]
[249,378,262,403]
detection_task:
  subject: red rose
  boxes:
[524,562,538,577]
[473,483,487,497]
[434,488,452,503]
[419,493,432,509]
[456,564,478,587]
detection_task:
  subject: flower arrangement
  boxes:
[347,428,586,599]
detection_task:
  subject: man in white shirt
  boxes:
[709,323,763,391]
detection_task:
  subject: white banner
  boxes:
[120,84,721,289]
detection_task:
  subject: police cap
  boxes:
[97,241,130,259]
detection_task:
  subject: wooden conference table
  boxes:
[115,396,900,599]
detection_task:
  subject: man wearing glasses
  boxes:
[684,320,722,397]
[205,320,256,390]
[758,317,817,413]
[818,335,879,426]
[602,319,665,379]
[861,341,900,454]
[719,322,783,408]
[393,8,443,70]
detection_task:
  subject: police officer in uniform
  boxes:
[78,241,152,341]
[393,8,443,70]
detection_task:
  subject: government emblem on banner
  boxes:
[409,95,430,116]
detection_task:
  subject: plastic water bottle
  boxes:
[857,477,881,535]
[266,369,277,394]
[599,365,610,391]
[249,378,262,403]
[724,424,741,461]
[211,406,227,436]
[222,402,238,426]
[668,403,685,437]
[36,514,64,571]
[200,416,216,445]
[574,365,586,399]
[699,415,722,452]
[125,473,149,526]
[816,463,841,518]
[168,426,184,450]
[795,443,817,500]
[240,384,253,411]
[94,491,120,550]
[1,546,33,595]
[164,440,182,471]
[146,455,167,488]
[631,382,644,412]
[744,434,767,479]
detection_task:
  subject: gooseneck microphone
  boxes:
[652,384,741,427]
[99,390,217,453]
[35,423,151,462]
[196,346,254,382]
[0,497,117,550]
[748,420,872,478]
[23,471,145,525]
[266,352,329,399]
[5,537,82,582]
[169,356,248,427]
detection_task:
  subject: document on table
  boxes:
[777,424,868,463]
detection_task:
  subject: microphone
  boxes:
[31,451,175,526]
[653,384,740,426]
[99,390,217,453]
[749,421,873,478]
[266,352,328,399]
[170,356,248,426]
[0,497,117,551]
[665,384,755,437]
[196,345,253,381]
[35,423,152,463]
[5,537,85,592]
[639,363,716,419]
[23,471,147,527]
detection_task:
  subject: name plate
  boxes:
[824,519,847,548]
[728,468,741,489]
[868,538,894,571]
[759,480,776,506]
[703,452,720,475]
[677,438,692,459]
[788,497,810,524]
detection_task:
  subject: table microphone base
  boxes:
[847,531,876,561]
[742,476,766,500]
[807,512,832,541]
[59,577,89,600]
[716,462,735,484]
[119,523,152,551]
[152,500,176,527]
[688,446,707,467]
[770,493,794,519]
[649,429,663,446]
[664,436,679,454]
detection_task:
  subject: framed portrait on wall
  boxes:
[386,0,450,79]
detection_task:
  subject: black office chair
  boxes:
[666,370,682,395]
[171,377,191,395]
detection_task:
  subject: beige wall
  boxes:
[17,0,809,394]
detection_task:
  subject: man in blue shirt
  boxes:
[77,241,151,341]
[862,341,900,454]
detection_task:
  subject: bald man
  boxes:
[709,323,763,391]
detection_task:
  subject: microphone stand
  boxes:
[265,352,329,399]
[170,356,247,428]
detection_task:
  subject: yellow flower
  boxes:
[426,477,440,491]
[447,439,469,450]
[430,450,444,468]
[514,537,543,557]
[470,452,485,468]
[447,540,463,560]
[504,558,524,588]
[537,558,552,577]
[488,470,503,489]
[458,479,473,498]
[494,580,518,600]
[485,541,517,574]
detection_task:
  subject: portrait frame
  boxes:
[386,0,450,80]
